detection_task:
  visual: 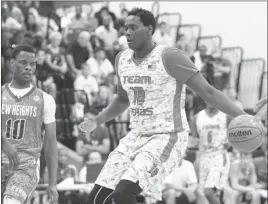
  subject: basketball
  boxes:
[227,114,264,152]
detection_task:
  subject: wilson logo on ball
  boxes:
[229,130,252,138]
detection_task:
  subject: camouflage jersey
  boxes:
[117,45,198,135]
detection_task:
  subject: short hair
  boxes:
[49,31,62,41]
[128,8,156,35]
[11,44,35,59]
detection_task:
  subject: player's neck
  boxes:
[133,40,156,60]
[205,108,219,116]
[10,80,31,89]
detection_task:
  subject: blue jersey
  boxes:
[1,85,44,161]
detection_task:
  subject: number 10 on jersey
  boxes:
[5,118,26,140]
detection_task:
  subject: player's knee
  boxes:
[88,185,113,204]
[113,180,142,204]
[204,188,216,198]
[3,196,22,204]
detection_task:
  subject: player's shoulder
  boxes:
[162,46,188,58]
[1,84,7,93]
[195,109,205,118]
[42,90,56,104]
[183,159,194,168]
[115,49,132,67]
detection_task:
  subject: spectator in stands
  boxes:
[87,47,114,84]
[85,5,99,33]
[229,150,263,204]
[2,5,23,46]
[114,19,128,52]
[193,45,209,71]
[78,151,103,185]
[94,6,117,27]
[64,5,88,44]
[66,31,93,84]
[159,155,198,204]
[35,49,57,98]
[120,8,129,20]
[46,31,68,88]
[74,62,99,106]
[176,34,188,52]
[153,22,173,47]
[95,14,118,63]
[68,5,88,32]
[24,8,44,48]
[90,33,105,52]
[6,1,25,26]
[212,57,232,94]
[93,84,114,109]
[76,111,111,163]
[44,148,74,184]
[253,142,268,204]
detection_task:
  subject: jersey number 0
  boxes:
[5,118,26,140]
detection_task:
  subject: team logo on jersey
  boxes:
[33,96,40,102]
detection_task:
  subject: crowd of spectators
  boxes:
[1,2,267,204]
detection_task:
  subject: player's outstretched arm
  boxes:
[162,48,246,118]
[78,52,129,133]
[254,95,267,121]
[186,73,247,118]
[43,93,59,203]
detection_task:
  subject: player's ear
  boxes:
[147,25,153,35]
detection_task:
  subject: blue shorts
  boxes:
[2,158,40,204]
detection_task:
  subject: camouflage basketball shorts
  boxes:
[95,130,189,201]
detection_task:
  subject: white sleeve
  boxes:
[186,161,198,185]
[105,59,115,74]
[92,77,99,93]
[43,92,56,124]
[74,76,83,90]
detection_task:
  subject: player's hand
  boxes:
[2,142,19,172]
[78,117,97,134]
[47,185,58,204]
[254,96,267,121]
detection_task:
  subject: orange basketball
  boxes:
[227,114,265,152]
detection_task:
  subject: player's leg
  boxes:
[87,184,113,204]
[88,131,137,204]
[3,159,40,204]
[113,180,142,204]
[119,131,189,202]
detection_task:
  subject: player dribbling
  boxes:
[78,8,260,204]
[1,45,58,204]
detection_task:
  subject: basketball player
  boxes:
[79,8,249,204]
[1,45,58,204]
[191,99,232,204]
